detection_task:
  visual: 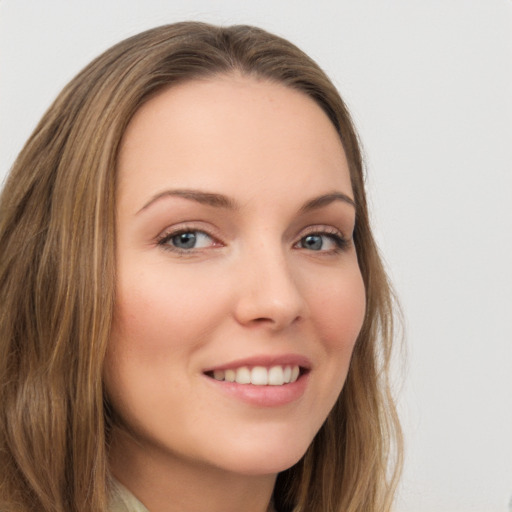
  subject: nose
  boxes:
[232,246,307,330]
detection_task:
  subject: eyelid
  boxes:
[297,224,347,240]
[155,223,224,253]
[294,225,350,252]
[154,222,351,255]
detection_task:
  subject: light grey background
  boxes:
[1,1,511,511]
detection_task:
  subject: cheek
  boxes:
[308,267,366,352]
[297,266,366,437]
[109,265,226,360]
[104,268,227,425]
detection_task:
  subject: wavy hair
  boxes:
[0,22,402,512]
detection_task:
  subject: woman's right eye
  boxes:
[157,230,215,252]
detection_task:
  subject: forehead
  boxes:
[117,75,352,207]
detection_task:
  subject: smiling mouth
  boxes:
[204,365,306,386]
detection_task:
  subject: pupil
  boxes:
[303,235,322,250]
[173,232,196,249]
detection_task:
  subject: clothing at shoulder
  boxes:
[109,479,279,512]
[110,479,149,512]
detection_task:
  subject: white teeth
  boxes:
[268,366,284,386]
[235,366,251,384]
[210,365,301,385]
[251,366,268,386]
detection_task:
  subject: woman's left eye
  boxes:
[158,230,215,251]
[296,232,348,252]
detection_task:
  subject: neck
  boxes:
[109,428,277,512]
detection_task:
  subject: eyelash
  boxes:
[156,226,219,255]
[295,227,349,254]
[156,226,349,255]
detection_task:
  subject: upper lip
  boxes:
[203,353,312,373]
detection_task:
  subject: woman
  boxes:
[0,22,402,512]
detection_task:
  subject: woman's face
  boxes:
[105,75,366,477]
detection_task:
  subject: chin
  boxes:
[208,431,313,476]
[220,454,304,477]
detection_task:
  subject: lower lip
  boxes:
[204,373,309,407]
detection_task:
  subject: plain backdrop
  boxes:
[1,1,511,511]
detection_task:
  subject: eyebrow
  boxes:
[137,188,356,214]
[299,192,356,212]
[138,189,238,214]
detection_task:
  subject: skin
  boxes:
[105,74,366,512]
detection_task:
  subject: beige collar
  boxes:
[110,479,277,512]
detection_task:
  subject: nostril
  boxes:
[253,317,274,323]
[249,315,302,328]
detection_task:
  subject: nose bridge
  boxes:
[233,236,306,329]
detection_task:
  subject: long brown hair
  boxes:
[0,22,402,512]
